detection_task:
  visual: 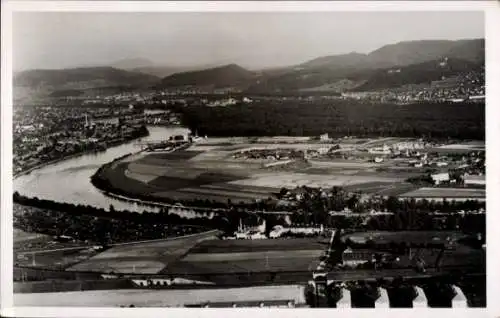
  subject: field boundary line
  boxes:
[108,229,221,247]
[15,230,219,254]
[16,246,90,255]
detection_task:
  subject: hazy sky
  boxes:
[13,11,484,71]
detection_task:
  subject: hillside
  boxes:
[155,64,256,90]
[13,67,160,101]
[130,66,191,78]
[247,38,484,93]
[110,58,155,70]
[14,67,159,90]
[300,39,484,71]
[368,39,484,68]
[349,58,482,92]
[299,52,369,70]
[15,38,484,96]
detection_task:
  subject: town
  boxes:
[8,9,487,310]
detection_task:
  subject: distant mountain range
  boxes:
[348,57,480,92]
[110,58,223,78]
[154,64,256,90]
[13,66,160,101]
[14,66,159,89]
[300,39,484,70]
[110,58,156,70]
[14,38,484,98]
[247,39,484,93]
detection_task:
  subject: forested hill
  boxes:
[14,67,159,90]
[301,39,484,70]
[155,64,256,89]
[173,100,485,140]
[247,39,484,93]
[349,58,481,92]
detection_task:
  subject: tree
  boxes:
[386,196,400,212]
[347,195,360,211]
[279,187,289,198]
[391,213,403,231]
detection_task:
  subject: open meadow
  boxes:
[96,138,432,204]
[68,230,220,274]
[14,285,307,307]
[399,187,486,201]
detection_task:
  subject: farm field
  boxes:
[67,236,325,279]
[229,172,403,189]
[14,285,307,307]
[153,190,264,204]
[161,238,325,276]
[399,187,486,199]
[13,266,102,282]
[343,182,418,196]
[436,141,485,150]
[14,279,134,294]
[341,231,485,271]
[15,247,99,270]
[13,228,99,269]
[429,141,485,154]
[165,256,321,275]
[189,238,326,254]
[13,228,89,251]
[343,231,469,245]
[14,228,51,243]
[68,230,220,274]
[95,137,478,205]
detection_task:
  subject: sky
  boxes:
[13,11,484,71]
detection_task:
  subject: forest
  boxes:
[171,100,484,140]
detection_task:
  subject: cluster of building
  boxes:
[227,219,326,240]
[362,141,484,173]
[233,148,305,161]
[367,140,428,155]
[157,87,244,95]
[82,92,150,105]
[13,106,149,174]
[206,98,238,107]
[430,160,485,187]
[341,68,485,104]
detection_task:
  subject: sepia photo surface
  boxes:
[2,2,498,315]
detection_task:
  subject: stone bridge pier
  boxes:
[308,277,469,308]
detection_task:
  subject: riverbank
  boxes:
[14,150,104,179]
[91,168,268,214]
[14,125,193,213]
[88,140,250,213]
[14,130,150,179]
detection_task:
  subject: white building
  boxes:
[320,133,330,141]
[318,147,330,155]
[207,98,238,107]
[431,173,450,185]
[368,144,391,155]
[464,174,485,187]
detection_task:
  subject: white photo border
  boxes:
[1,1,499,317]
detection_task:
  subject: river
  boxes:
[14,126,190,213]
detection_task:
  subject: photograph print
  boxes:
[8,8,486,309]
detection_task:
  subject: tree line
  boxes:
[170,100,484,140]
